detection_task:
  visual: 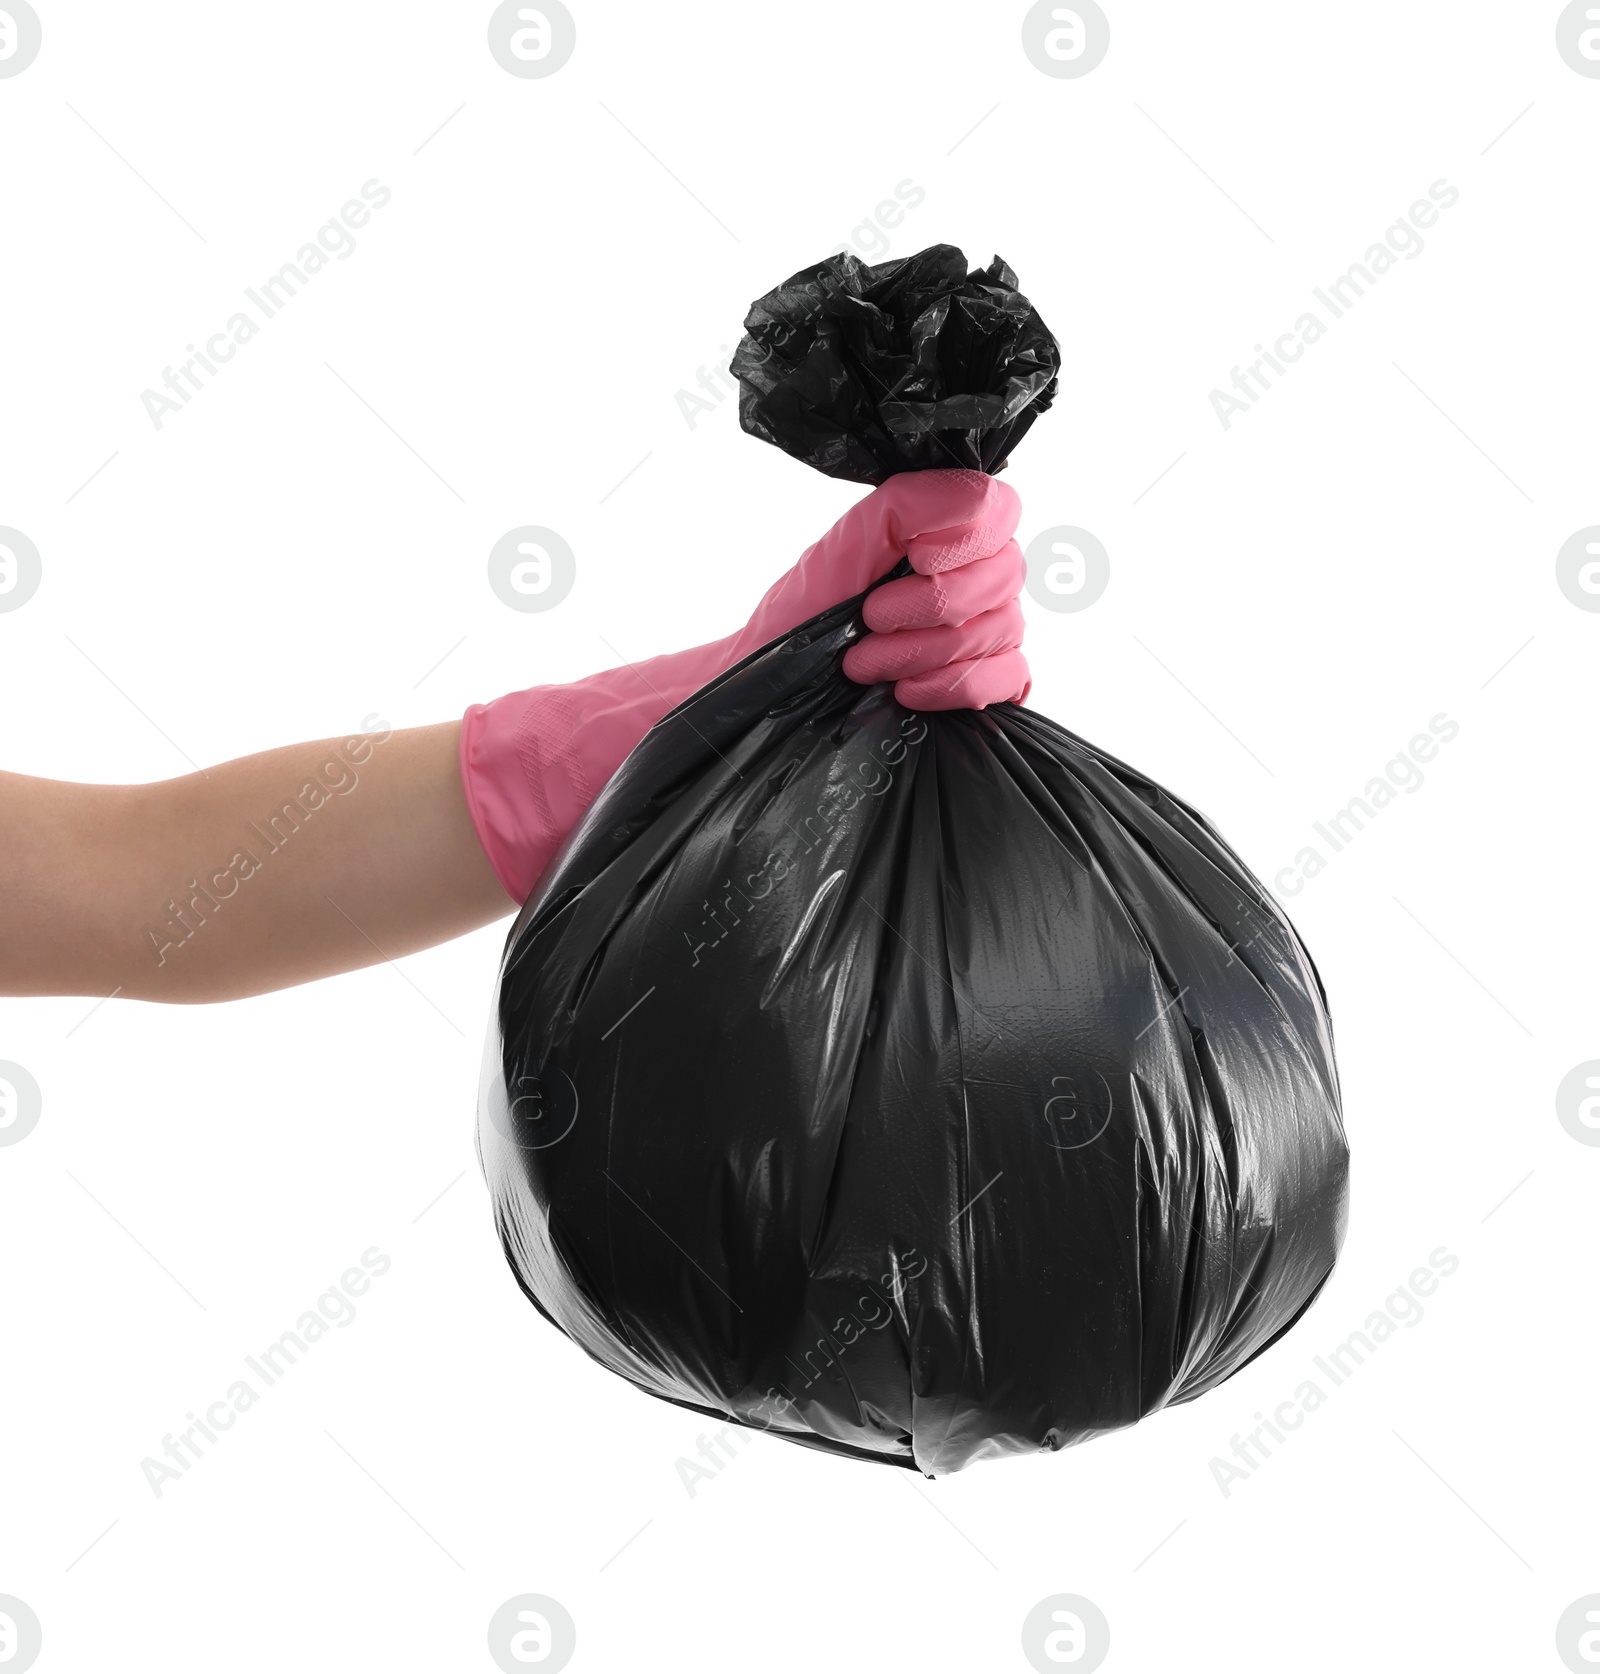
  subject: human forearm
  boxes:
[0,722,511,1002]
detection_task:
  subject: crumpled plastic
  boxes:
[478,245,1348,1474]
[730,244,1060,482]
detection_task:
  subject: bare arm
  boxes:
[0,722,514,1002]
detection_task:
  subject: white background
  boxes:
[2,3,1596,1670]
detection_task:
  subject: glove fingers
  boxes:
[843,600,1024,685]
[895,648,1032,712]
[881,469,1020,574]
[863,541,1025,633]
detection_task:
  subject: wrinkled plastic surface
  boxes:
[479,246,1348,1474]
[730,245,1060,483]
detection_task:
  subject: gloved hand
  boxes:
[739,467,1027,709]
[461,469,1029,901]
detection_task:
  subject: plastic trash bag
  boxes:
[479,246,1349,1474]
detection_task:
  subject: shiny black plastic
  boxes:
[479,247,1348,1474]
[729,244,1060,482]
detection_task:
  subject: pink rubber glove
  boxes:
[461,469,1027,901]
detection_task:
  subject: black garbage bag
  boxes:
[479,246,1349,1474]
